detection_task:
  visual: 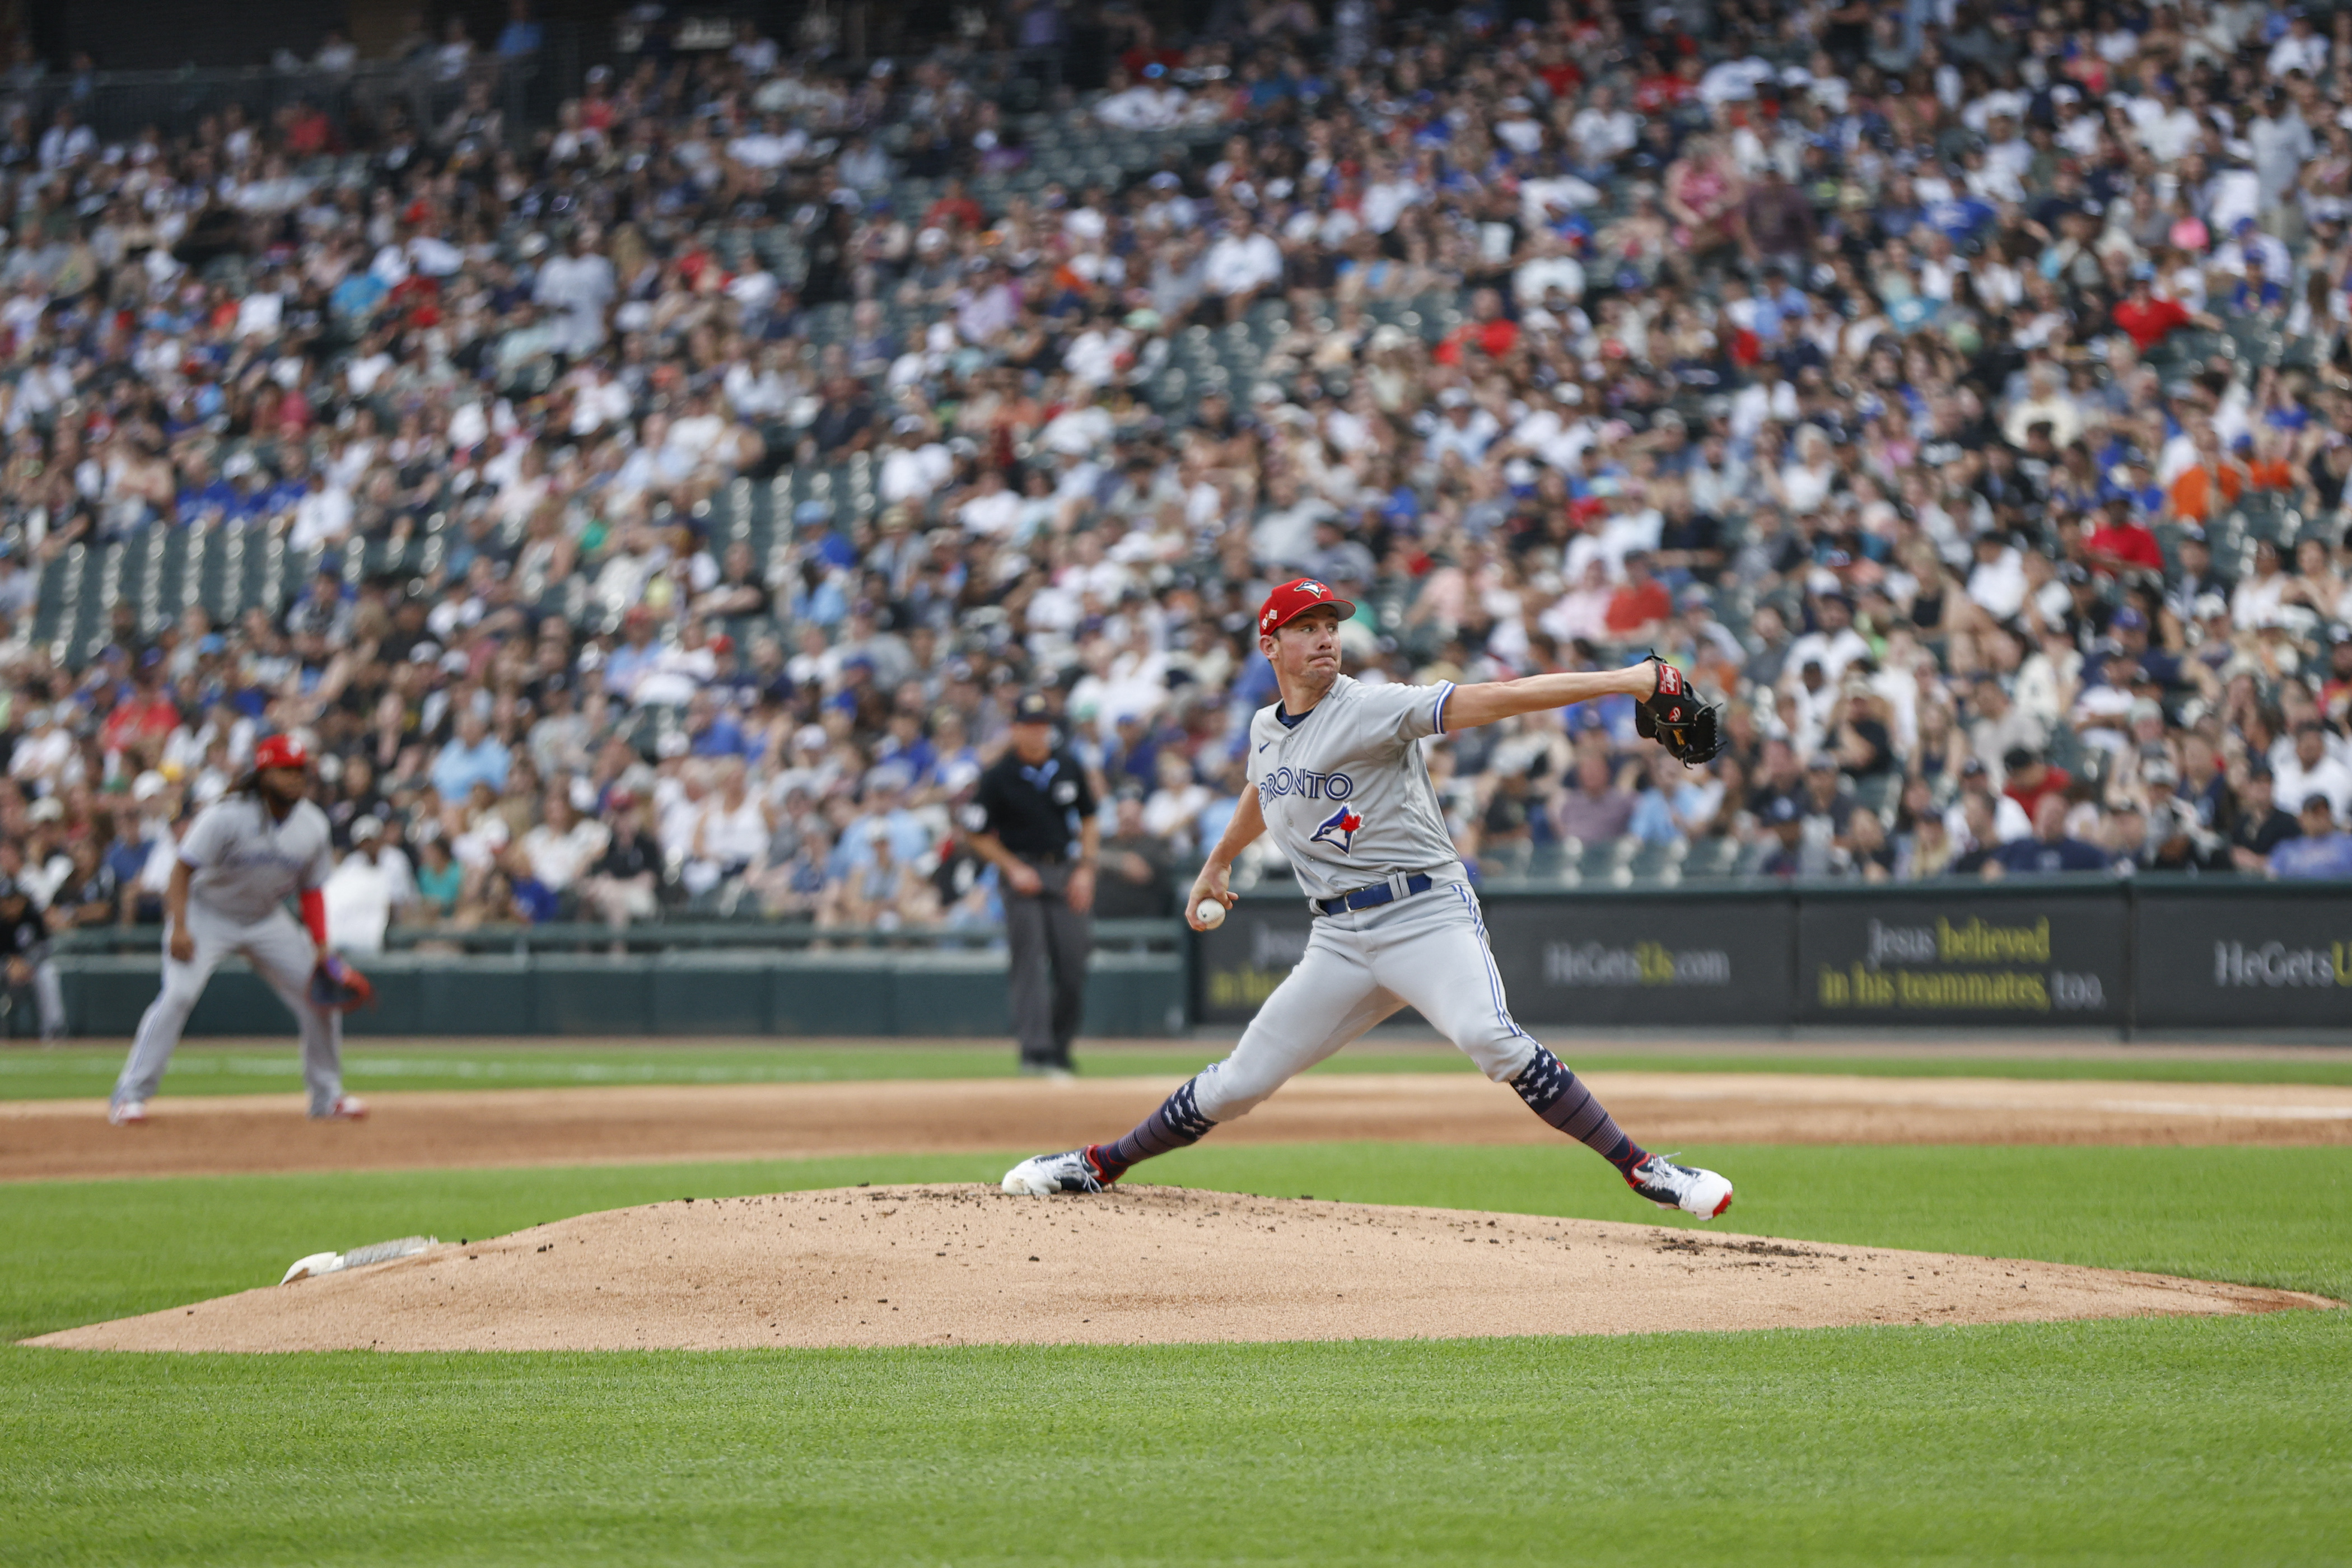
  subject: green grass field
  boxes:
[4,1140,2349,1565]
[9,1038,2352,1098]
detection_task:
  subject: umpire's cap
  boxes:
[1257,577,1357,636]
[1011,692,1056,726]
[253,734,311,771]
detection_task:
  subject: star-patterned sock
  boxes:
[1089,1077,1216,1180]
[1511,1045,1648,1175]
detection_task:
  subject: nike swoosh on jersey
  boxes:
[1257,739,1274,752]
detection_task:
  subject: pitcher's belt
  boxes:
[1312,872,1435,917]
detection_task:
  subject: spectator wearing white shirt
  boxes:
[877,418,953,505]
[1202,221,1283,317]
[533,228,616,357]
[519,792,610,895]
[1425,387,1500,468]
[729,19,778,75]
[1062,314,1135,389]
[1361,158,1424,233]
[1040,386,1116,457]
[1094,68,1187,130]
[2232,539,2294,631]
[727,114,804,171]
[321,817,414,955]
[36,108,93,172]
[2268,12,2328,78]
[1513,230,1586,311]
[2127,83,2203,164]
[1781,592,1873,694]
[2250,88,2317,216]
[290,470,354,552]
[956,466,1024,536]
[1967,531,2031,622]
[570,359,635,435]
[2274,721,2352,820]
[1569,87,1639,170]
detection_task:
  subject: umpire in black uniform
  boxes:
[967,692,1099,1076]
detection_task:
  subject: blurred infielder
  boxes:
[1004,578,1734,1219]
[109,734,374,1126]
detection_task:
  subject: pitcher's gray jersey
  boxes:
[178,794,335,925]
[1248,674,1463,901]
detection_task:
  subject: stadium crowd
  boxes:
[0,0,2349,997]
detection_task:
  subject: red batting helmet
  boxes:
[252,734,311,772]
[1257,577,1357,637]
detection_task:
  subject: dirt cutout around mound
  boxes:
[10,1070,2352,1182]
[30,1184,2333,1354]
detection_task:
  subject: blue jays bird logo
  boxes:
[1310,803,1363,853]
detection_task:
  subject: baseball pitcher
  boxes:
[1004,578,1733,1219]
[108,734,373,1126]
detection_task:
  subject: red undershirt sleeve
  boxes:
[299,888,328,950]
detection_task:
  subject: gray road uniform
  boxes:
[113,793,347,1114]
[1192,674,1542,1123]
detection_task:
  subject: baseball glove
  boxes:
[309,954,375,1012]
[1635,658,1724,766]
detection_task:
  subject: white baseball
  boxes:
[1194,899,1227,930]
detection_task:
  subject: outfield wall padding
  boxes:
[46,878,2349,1038]
[55,949,1190,1039]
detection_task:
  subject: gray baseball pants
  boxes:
[113,904,345,1114]
[1003,860,1090,1068]
[1193,879,1538,1122]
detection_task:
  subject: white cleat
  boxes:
[1000,1147,1110,1195]
[107,1099,148,1127]
[1627,1152,1734,1220]
[314,1094,369,1122]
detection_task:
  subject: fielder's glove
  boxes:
[1634,658,1724,766]
[309,954,375,1012]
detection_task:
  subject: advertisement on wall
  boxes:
[1194,899,1318,1026]
[1197,881,2340,1033]
[1795,892,2130,1027]
[2133,889,2352,1029]
[1480,895,1796,1026]
[1193,890,1794,1027]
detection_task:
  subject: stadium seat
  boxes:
[1681,836,1743,880]
[1626,839,1686,886]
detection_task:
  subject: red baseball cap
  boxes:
[252,734,310,772]
[1257,578,1356,637]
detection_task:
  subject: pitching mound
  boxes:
[27,1186,2332,1354]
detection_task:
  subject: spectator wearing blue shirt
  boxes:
[1627,777,1682,844]
[1924,186,1996,242]
[832,777,932,872]
[430,710,512,801]
[495,0,544,58]
[684,689,750,758]
[2224,256,2287,316]
[506,858,560,922]
[225,461,276,522]
[172,451,238,527]
[2270,796,2352,879]
[330,268,388,322]
[602,607,663,701]
[1993,795,2111,875]
[875,708,939,785]
[796,501,860,571]
[257,452,311,521]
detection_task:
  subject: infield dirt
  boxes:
[29,1183,2334,1353]
[9,1070,2352,1181]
